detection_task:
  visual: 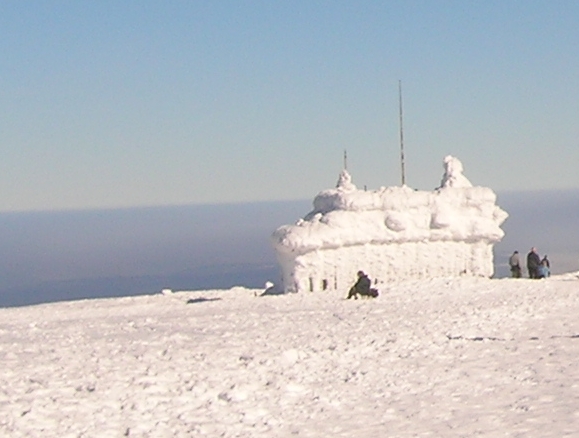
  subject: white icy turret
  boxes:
[439,155,472,188]
[336,169,356,191]
[271,156,508,293]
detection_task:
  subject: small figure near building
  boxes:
[527,247,541,279]
[347,271,379,299]
[541,255,550,269]
[508,250,522,278]
[537,255,551,279]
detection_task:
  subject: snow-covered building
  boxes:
[271,156,508,293]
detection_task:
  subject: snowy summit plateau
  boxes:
[4,157,579,438]
[271,156,508,293]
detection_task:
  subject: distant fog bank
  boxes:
[1,190,577,307]
[0,201,309,307]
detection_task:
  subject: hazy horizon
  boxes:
[0,189,577,308]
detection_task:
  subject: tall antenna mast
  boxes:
[343,149,348,170]
[398,80,406,186]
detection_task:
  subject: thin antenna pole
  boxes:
[343,149,348,170]
[398,80,406,186]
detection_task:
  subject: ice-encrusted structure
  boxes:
[271,156,508,293]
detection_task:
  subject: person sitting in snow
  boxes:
[508,250,522,278]
[347,271,378,299]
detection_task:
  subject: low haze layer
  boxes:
[0,190,577,307]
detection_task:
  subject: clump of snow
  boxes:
[335,168,356,191]
[261,281,284,296]
[272,156,508,293]
[439,154,473,188]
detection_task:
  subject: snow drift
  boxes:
[272,156,508,293]
[2,273,579,436]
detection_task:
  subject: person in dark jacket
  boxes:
[508,251,522,278]
[347,271,377,299]
[541,255,550,269]
[527,247,541,279]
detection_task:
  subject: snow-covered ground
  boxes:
[2,274,579,437]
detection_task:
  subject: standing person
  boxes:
[527,247,541,279]
[508,251,522,278]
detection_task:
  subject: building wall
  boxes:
[276,240,494,293]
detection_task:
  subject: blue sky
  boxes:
[2,1,578,212]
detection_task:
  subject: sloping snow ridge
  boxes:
[1,274,579,436]
[272,156,508,293]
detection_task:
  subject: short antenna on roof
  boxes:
[398,80,406,186]
[343,149,348,170]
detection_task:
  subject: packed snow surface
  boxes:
[2,274,579,437]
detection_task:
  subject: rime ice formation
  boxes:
[271,156,508,293]
[439,154,473,188]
